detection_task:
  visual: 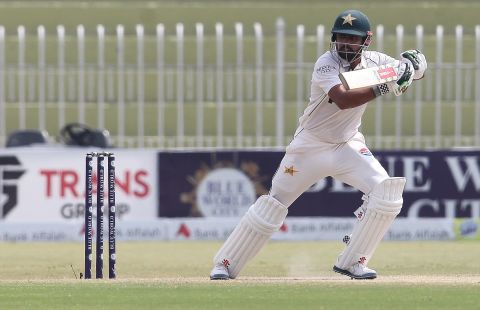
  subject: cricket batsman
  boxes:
[210,9,427,280]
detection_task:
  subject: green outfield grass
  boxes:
[0,241,479,309]
[1,282,479,310]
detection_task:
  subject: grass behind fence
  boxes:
[0,1,478,35]
[4,99,477,148]
[0,1,479,148]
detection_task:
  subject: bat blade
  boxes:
[339,63,399,90]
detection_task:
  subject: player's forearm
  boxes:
[328,84,376,110]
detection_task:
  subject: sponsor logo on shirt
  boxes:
[316,64,336,74]
[359,148,372,156]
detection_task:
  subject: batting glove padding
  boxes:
[389,59,415,96]
[401,49,427,80]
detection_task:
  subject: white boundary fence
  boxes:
[0,20,479,149]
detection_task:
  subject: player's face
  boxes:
[335,34,364,62]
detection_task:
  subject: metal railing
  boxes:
[0,20,479,149]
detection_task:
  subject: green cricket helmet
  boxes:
[331,9,372,39]
[330,9,373,63]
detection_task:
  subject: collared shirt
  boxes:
[295,51,396,143]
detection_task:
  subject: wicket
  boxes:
[84,152,116,279]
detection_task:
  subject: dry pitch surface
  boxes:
[1,241,479,287]
[0,241,479,309]
[1,241,479,281]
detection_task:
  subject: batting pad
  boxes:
[335,177,406,269]
[213,195,288,279]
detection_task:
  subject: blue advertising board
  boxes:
[158,150,480,218]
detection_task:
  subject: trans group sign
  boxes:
[0,148,158,222]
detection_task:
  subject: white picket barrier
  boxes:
[0,21,478,149]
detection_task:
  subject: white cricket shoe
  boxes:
[210,263,230,280]
[333,263,377,280]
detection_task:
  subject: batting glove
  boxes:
[401,49,427,80]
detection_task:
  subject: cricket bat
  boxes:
[339,62,399,90]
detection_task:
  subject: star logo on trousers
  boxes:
[284,165,298,176]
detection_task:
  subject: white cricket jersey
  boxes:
[296,51,396,143]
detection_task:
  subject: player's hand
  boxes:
[401,49,427,80]
[388,59,415,96]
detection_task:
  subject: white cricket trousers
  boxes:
[270,129,390,207]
